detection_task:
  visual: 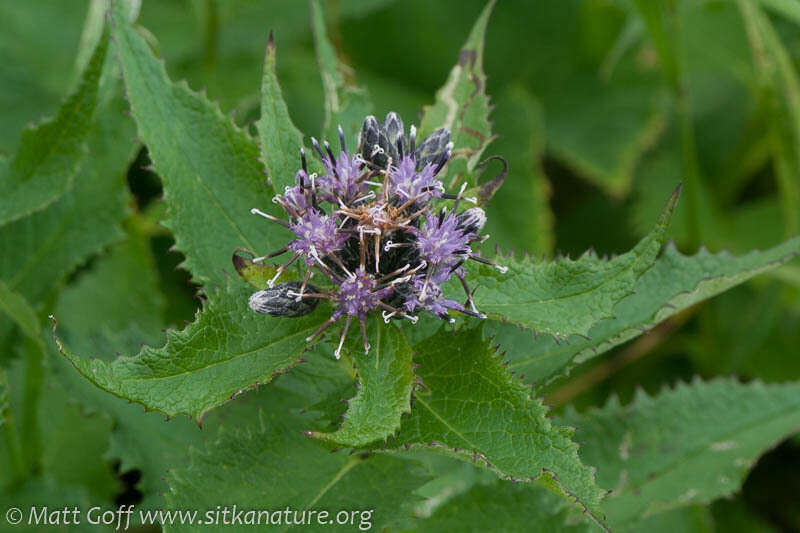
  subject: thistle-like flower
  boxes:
[248,112,507,359]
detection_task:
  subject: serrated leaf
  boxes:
[49,231,265,510]
[165,390,431,533]
[408,481,593,533]
[257,32,306,192]
[311,0,372,143]
[55,281,325,421]
[497,235,800,387]
[111,2,281,286]
[0,88,135,347]
[312,320,414,447]
[471,187,679,339]
[0,26,108,228]
[561,378,800,527]
[380,325,608,527]
[420,0,495,190]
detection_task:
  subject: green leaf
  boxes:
[620,506,714,533]
[232,248,285,289]
[484,86,554,255]
[380,325,608,527]
[0,478,98,533]
[471,186,679,339]
[111,2,279,286]
[0,89,134,347]
[755,0,800,26]
[257,31,306,193]
[54,231,167,352]
[408,481,593,533]
[0,280,41,348]
[165,391,431,533]
[311,0,372,143]
[38,383,119,504]
[0,0,92,154]
[0,26,108,228]
[522,1,665,196]
[311,320,415,447]
[54,281,325,422]
[420,0,495,190]
[0,368,7,429]
[738,0,800,235]
[561,378,800,527]
[498,235,800,387]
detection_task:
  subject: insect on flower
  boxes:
[247,113,507,359]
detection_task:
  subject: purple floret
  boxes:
[317,151,368,204]
[389,156,442,201]
[334,268,392,320]
[289,209,348,264]
[413,211,474,266]
[402,272,465,317]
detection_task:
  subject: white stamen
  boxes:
[371,144,384,157]
[465,196,478,205]
[495,265,509,274]
[334,337,346,359]
[354,191,376,203]
[382,311,396,323]
[364,180,383,187]
[267,270,281,288]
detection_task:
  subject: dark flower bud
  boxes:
[456,207,487,236]
[359,115,392,168]
[415,128,451,171]
[248,282,320,317]
[384,112,407,157]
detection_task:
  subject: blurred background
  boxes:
[2,0,799,530]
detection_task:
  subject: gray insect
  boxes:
[248,281,320,317]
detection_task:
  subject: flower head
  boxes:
[248,113,506,359]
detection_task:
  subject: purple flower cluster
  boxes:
[248,113,506,358]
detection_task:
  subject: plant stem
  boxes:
[20,337,44,475]
[545,311,692,407]
[1,368,26,484]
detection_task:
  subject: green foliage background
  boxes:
[1,0,799,531]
